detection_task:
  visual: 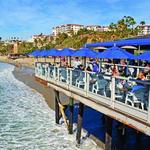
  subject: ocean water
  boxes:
[0,62,100,150]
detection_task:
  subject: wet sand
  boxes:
[12,66,56,110]
[12,65,104,149]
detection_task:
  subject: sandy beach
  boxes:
[0,56,104,149]
[0,56,69,110]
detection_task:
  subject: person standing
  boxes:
[73,57,81,69]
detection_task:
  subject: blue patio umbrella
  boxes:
[136,51,150,61]
[56,48,75,67]
[28,50,39,56]
[45,48,59,56]
[57,48,74,56]
[71,48,98,58]
[31,50,43,57]
[38,50,48,57]
[71,48,98,67]
[98,46,135,59]
[44,48,59,64]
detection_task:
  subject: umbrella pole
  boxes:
[54,57,56,65]
[68,56,71,67]
[83,57,86,68]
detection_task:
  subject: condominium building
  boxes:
[86,25,109,32]
[138,25,150,36]
[52,24,109,36]
[52,24,84,36]
[32,34,49,41]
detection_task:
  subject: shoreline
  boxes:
[0,58,104,149]
[12,65,104,149]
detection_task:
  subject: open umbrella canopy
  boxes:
[121,45,137,49]
[28,50,39,56]
[30,50,43,57]
[37,50,48,57]
[136,51,150,61]
[71,48,98,58]
[85,38,150,48]
[45,48,59,56]
[57,48,74,56]
[98,46,135,59]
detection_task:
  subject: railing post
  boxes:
[111,76,115,108]
[86,72,90,95]
[67,68,69,84]
[54,66,56,79]
[137,68,139,77]
[35,63,37,77]
[70,69,72,86]
[84,71,87,91]
[45,65,47,80]
[47,66,50,80]
[57,67,60,82]
[148,87,150,123]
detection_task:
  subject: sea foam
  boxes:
[0,62,101,150]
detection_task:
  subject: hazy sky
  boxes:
[0,0,149,40]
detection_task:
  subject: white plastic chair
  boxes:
[125,92,144,110]
[75,72,85,89]
[92,79,108,96]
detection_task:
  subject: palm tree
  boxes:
[140,21,145,25]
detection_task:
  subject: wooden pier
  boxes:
[35,62,150,149]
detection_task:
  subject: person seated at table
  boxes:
[112,64,119,76]
[92,61,99,73]
[137,71,147,81]
[86,66,92,72]
[144,62,150,75]
[130,84,148,109]
[78,64,85,70]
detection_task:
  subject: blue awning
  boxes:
[98,46,135,59]
[85,38,150,48]
[136,51,150,61]
[71,48,98,58]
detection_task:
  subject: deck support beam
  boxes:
[54,90,60,124]
[105,115,113,150]
[68,97,74,134]
[76,102,84,144]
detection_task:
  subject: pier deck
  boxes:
[35,62,150,136]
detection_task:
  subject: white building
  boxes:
[86,25,109,32]
[138,25,150,36]
[52,24,84,36]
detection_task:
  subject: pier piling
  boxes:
[68,97,74,134]
[54,90,60,124]
[76,102,84,144]
[105,115,113,150]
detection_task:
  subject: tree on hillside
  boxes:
[140,21,146,25]
[109,22,117,31]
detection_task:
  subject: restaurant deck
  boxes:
[35,62,150,137]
